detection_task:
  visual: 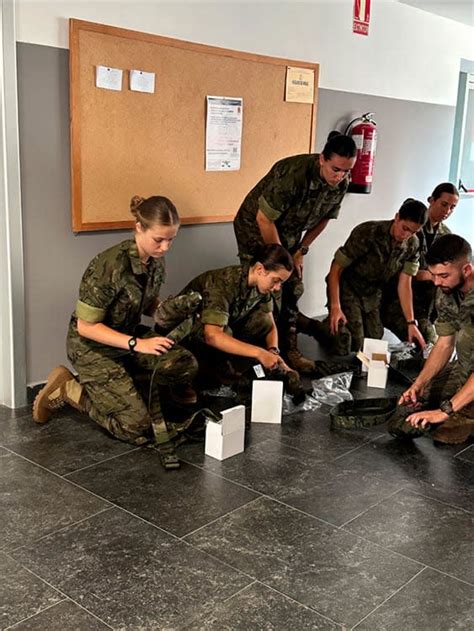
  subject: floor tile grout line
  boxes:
[338,527,474,587]
[332,438,380,461]
[256,580,344,628]
[9,507,114,554]
[2,446,186,543]
[338,487,406,529]
[179,540,257,583]
[2,552,114,629]
[406,486,474,516]
[350,566,427,630]
[265,495,344,530]
[454,443,473,458]
[182,495,264,539]
[3,596,70,630]
[221,580,257,603]
[178,457,267,496]
[62,446,142,477]
[1,446,120,506]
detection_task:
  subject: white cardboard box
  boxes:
[205,405,245,461]
[251,380,283,424]
[357,342,390,389]
[361,338,391,373]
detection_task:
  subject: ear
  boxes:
[427,196,433,205]
[135,221,143,233]
[319,153,325,167]
[462,262,473,278]
[394,212,399,222]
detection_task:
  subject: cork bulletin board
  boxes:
[70,19,319,232]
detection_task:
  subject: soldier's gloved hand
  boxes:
[329,306,348,335]
[257,349,281,370]
[136,336,174,356]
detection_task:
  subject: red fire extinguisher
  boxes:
[345,112,377,194]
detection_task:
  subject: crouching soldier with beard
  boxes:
[388,234,474,445]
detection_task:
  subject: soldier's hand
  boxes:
[293,251,304,279]
[407,324,426,350]
[398,383,424,407]
[329,306,347,335]
[258,349,281,370]
[136,336,174,355]
[406,408,449,429]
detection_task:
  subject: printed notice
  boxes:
[130,69,156,94]
[95,65,123,91]
[285,67,315,104]
[206,96,243,171]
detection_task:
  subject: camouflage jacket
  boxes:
[435,286,474,375]
[418,220,451,270]
[233,153,349,257]
[335,220,420,305]
[68,239,165,357]
[383,220,451,307]
[180,264,272,328]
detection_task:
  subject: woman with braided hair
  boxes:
[33,195,198,469]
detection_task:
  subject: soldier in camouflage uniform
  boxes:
[317,199,428,355]
[233,132,356,374]
[388,234,474,444]
[33,196,198,470]
[179,244,295,381]
[382,183,459,344]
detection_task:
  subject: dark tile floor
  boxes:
[1,341,473,630]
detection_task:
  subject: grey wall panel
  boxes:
[17,43,459,384]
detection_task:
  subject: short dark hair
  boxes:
[398,198,427,225]
[430,182,459,200]
[426,234,472,266]
[322,131,357,160]
[251,244,294,273]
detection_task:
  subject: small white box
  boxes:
[361,338,391,373]
[205,405,245,461]
[357,348,389,389]
[251,380,283,424]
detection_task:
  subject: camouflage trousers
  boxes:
[381,295,437,345]
[388,362,474,436]
[67,329,198,445]
[187,307,274,380]
[318,284,383,355]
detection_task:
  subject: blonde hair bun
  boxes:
[130,195,145,219]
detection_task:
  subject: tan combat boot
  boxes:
[284,327,316,375]
[33,365,89,423]
[432,412,474,445]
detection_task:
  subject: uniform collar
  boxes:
[309,155,326,191]
[309,154,347,192]
[128,239,154,276]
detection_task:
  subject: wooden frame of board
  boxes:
[70,19,319,232]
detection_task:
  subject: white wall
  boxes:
[16,0,474,105]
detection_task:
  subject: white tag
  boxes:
[253,364,265,378]
[95,65,123,91]
[130,69,155,93]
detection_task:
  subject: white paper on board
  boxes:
[96,65,123,91]
[130,69,156,93]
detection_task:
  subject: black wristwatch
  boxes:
[128,336,138,352]
[439,399,454,416]
[406,319,419,327]
[268,346,280,355]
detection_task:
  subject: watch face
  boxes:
[129,337,137,350]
